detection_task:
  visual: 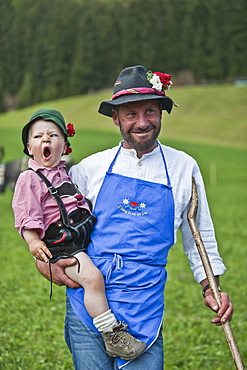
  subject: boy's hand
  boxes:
[29,239,52,263]
[23,229,52,262]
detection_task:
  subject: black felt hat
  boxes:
[98,65,174,117]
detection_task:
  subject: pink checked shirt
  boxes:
[12,159,90,240]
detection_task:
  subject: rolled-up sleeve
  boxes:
[179,167,226,283]
[12,172,45,239]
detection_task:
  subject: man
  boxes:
[37,65,233,369]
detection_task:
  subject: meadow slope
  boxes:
[0,84,246,369]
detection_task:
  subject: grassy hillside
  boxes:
[0,85,246,369]
[0,84,246,163]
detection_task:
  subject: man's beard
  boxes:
[118,120,161,152]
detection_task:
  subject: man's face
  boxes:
[112,99,162,157]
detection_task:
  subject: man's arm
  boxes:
[36,258,80,289]
[200,277,234,325]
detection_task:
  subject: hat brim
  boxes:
[98,93,173,117]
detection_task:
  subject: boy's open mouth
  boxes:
[43,147,51,158]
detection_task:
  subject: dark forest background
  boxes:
[0,0,246,112]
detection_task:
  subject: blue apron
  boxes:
[67,143,175,367]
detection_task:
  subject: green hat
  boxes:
[22,108,70,156]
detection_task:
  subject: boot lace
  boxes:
[110,322,135,348]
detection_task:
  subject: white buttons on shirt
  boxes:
[128,150,142,166]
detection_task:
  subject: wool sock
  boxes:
[93,309,118,333]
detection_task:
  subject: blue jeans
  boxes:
[64,298,164,370]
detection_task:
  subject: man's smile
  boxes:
[130,127,153,136]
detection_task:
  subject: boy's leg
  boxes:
[65,251,109,317]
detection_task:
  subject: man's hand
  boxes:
[201,277,234,325]
[36,258,81,289]
[204,290,234,326]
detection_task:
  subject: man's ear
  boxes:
[112,110,120,127]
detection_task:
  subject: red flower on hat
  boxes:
[147,70,173,92]
[64,123,75,155]
[64,147,72,155]
[154,72,172,88]
[66,123,75,137]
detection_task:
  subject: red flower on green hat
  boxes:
[65,147,72,155]
[66,123,75,137]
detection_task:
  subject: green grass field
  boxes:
[0,85,246,369]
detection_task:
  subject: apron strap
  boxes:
[106,254,124,283]
[107,144,122,173]
[158,143,172,188]
[107,142,172,188]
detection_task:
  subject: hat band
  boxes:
[111,87,167,100]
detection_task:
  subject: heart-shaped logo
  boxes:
[130,201,139,207]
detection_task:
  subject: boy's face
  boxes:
[26,119,68,168]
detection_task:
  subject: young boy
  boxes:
[12,108,146,361]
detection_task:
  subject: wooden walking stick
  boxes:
[188,177,245,370]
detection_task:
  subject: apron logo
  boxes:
[118,198,148,216]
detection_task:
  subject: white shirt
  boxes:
[69,142,226,283]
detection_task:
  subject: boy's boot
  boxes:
[101,321,146,360]
[93,309,146,360]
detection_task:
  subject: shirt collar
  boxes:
[28,158,67,171]
[119,140,161,158]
